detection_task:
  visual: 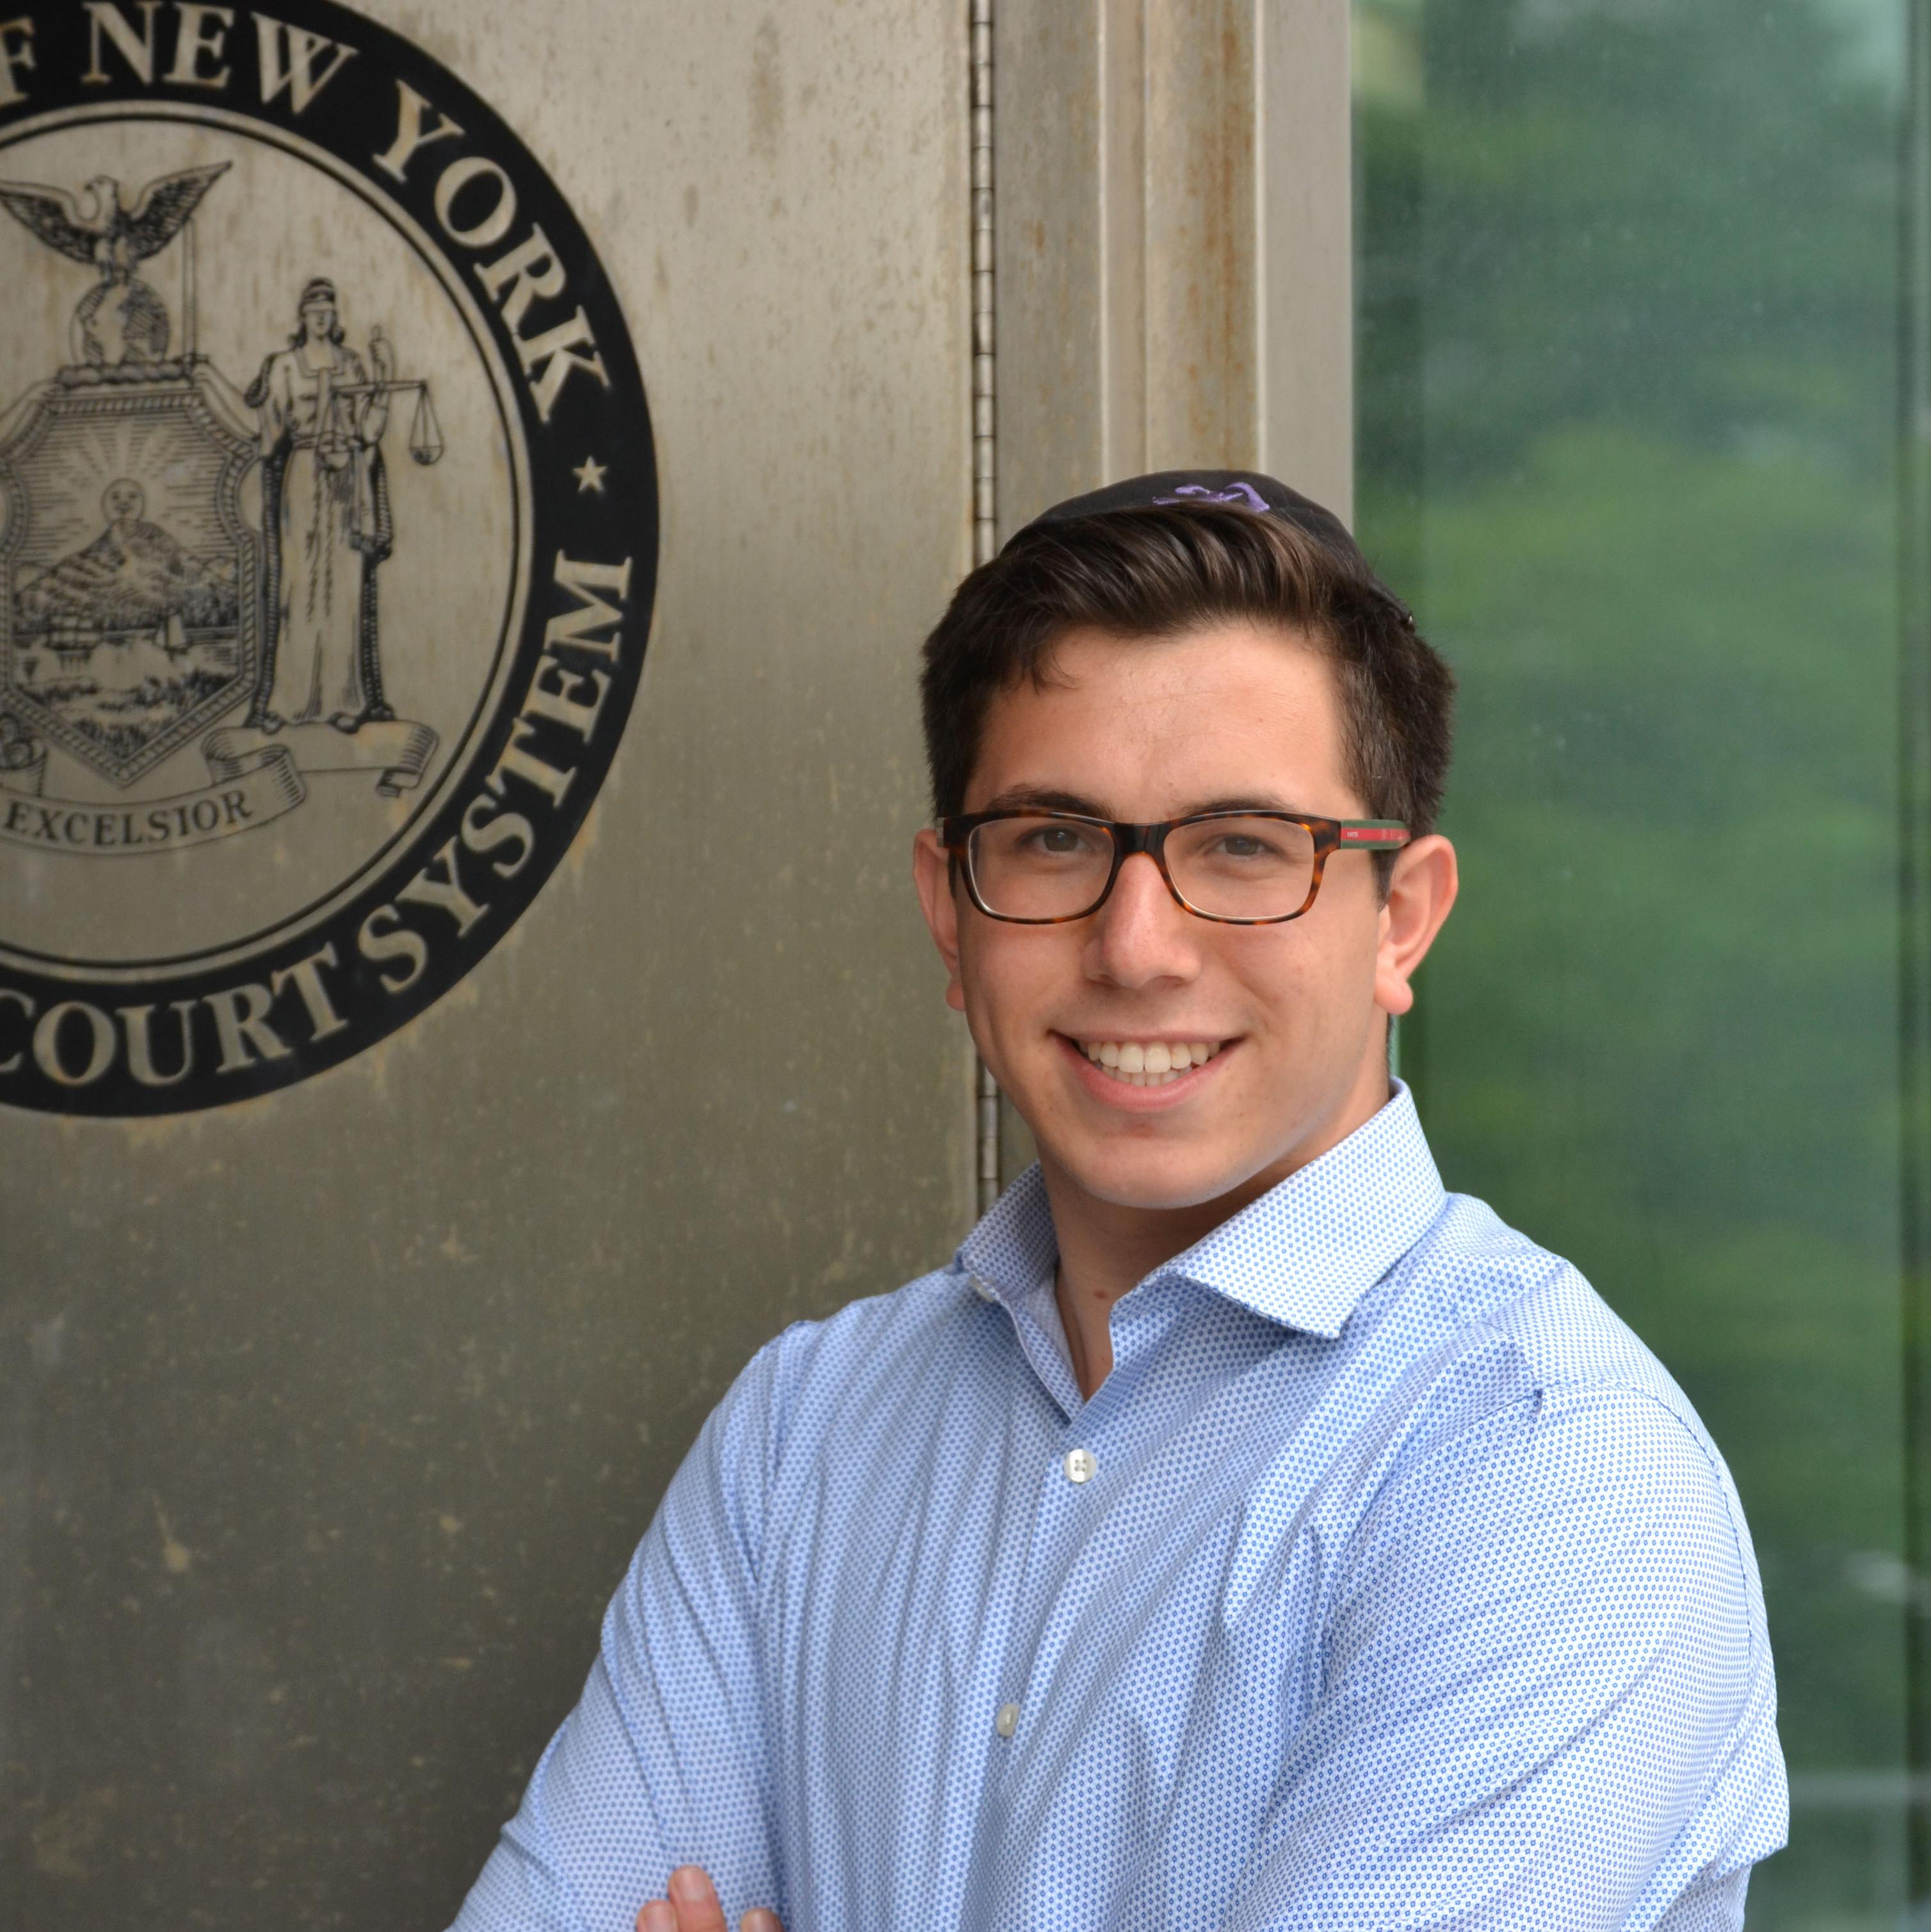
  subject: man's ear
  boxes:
[912,828,967,1014]
[1374,834,1458,1018]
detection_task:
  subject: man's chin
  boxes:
[1042,1142,1268,1217]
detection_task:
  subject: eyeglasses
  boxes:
[939,809,1410,925]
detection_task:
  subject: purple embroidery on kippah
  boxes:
[1152,482,1271,513]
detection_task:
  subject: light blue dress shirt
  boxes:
[452,1084,1787,1931]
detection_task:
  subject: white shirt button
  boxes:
[994,1701,1020,1739]
[1063,1448,1097,1485]
[969,1274,998,1303]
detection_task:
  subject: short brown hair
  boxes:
[918,506,1456,873]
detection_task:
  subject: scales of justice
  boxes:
[0,160,446,823]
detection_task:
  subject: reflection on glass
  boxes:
[1354,0,1909,1920]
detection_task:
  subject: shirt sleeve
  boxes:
[1220,1387,1786,1932]
[448,1336,791,1932]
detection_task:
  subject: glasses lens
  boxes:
[968,816,1116,919]
[1165,815,1317,920]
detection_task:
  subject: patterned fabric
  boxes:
[451,1084,1787,1932]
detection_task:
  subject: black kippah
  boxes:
[1010,469,1414,630]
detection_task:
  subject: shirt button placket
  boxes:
[985,1449,1097,1755]
[989,1449,1097,1763]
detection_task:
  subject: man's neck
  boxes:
[1041,1067,1395,1400]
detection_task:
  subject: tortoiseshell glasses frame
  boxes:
[938,808,1412,926]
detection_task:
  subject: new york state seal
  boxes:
[0,1,658,1116]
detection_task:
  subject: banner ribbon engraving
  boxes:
[0,718,437,857]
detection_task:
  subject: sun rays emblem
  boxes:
[0,389,257,784]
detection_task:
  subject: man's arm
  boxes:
[450,1338,791,1932]
[1216,1388,1786,1932]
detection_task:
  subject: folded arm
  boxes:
[449,1340,791,1932]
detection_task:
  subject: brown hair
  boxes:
[919,505,1456,879]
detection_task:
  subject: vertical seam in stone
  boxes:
[971,0,1002,1214]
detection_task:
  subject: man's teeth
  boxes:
[1080,1040,1222,1087]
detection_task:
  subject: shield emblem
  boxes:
[0,371,258,786]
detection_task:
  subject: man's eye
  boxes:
[1021,827,1092,856]
[1211,834,1277,860]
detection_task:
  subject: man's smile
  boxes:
[1054,1032,1234,1094]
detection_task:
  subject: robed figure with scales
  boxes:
[246,277,399,733]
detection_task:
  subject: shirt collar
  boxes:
[955,1081,1446,1340]
[955,1163,1059,1308]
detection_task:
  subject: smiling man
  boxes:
[451,473,1788,1932]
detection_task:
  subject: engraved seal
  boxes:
[0,1,657,1116]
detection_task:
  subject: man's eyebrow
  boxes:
[973,788,1306,819]
[976,785,1109,815]
[1179,795,1298,817]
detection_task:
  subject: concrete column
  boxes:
[994,0,1353,532]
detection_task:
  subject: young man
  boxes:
[452,473,1787,1932]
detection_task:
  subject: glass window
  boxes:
[1355,0,1912,1920]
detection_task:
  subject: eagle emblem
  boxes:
[0,165,230,366]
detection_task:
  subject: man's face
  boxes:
[104,480,143,525]
[914,622,1452,1217]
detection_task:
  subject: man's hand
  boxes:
[635,1864,781,1932]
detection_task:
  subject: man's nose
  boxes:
[1085,850,1201,987]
